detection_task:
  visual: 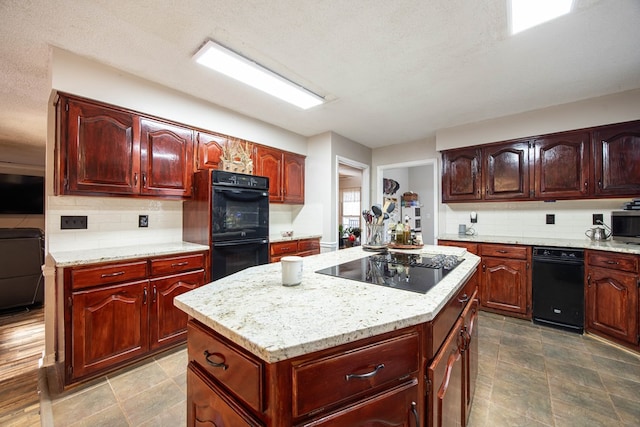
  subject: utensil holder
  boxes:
[363,223,385,251]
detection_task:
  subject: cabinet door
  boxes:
[187,364,263,427]
[428,318,464,427]
[195,131,229,171]
[442,148,482,202]
[283,152,305,204]
[140,117,194,197]
[150,270,204,350]
[481,257,529,315]
[586,267,639,345]
[461,295,478,425]
[70,280,149,381]
[483,141,530,200]
[254,146,283,202]
[592,121,640,196]
[533,132,590,199]
[301,380,419,427]
[61,97,139,195]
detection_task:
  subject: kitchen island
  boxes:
[175,246,480,426]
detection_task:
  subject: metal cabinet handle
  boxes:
[606,260,618,265]
[345,363,384,380]
[134,173,138,186]
[152,286,157,303]
[203,350,228,370]
[411,401,419,426]
[143,287,147,304]
[142,173,147,187]
[458,293,469,304]
[171,262,189,267]
[497,250,508,254]
[101,271,125,278]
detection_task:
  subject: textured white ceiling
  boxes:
[0,0,639,153]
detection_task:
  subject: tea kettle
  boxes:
[585,226,611,241]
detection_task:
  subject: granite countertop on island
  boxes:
[174,245,480,364]
[268,233,322,243]
[438,233,640,255]
[49,241,210,267]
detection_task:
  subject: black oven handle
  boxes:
[213,239,269,248]
[214,187,269,202]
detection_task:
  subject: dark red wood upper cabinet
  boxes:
[254,146,284,202]
[61,97,140,195]
[195,131,229,171]
[533,131,590,199]
[592,121,640,197]
[483,141,530,200]
[442,147,482,202]
[140,117,193,198]
[283,152,305,204]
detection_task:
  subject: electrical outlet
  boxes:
[593,213,603,225]
[546,214,555,225]
[61,215,88,229]
[139,215,149,228]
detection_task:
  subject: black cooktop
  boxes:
[315,252,461,294]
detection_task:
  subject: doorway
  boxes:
[377,159,438,245]
[337,157,370,250]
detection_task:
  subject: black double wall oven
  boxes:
[210,170,270,280]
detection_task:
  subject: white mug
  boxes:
[281,256,303,286]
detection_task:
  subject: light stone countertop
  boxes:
[437,234,640,255]
[50,242,210,267]
[269,233,322,243]
[174,245,479,364]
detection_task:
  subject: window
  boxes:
[341,187,361,231]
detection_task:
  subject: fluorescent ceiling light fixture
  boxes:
[194,40,324,110]
[510,0,573,34]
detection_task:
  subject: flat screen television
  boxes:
[0,173,45,214]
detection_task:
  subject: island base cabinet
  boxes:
[187,363,263,427]
[299,380,420,427]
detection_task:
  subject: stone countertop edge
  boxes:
[437,234,640,255]
[50,242,210,267]
[269,233,323,243]
[174,245,480,364]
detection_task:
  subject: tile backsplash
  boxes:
[46,196,183,252]
[442,198,627,240]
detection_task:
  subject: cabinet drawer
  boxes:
[586,251,638,273]
[292,330,420,418]
[428,279,476,360]
[438,240,479,255]
[480,243,528,259]
[150,253,205,276]
[298,238,320,252]
[188,321,264,413]
[270,241,298,256]
[70,261,148,290]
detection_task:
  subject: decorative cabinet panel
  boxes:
[187,364,263,427]
[57,93,193,199]
[254,145,305,204]
[592,121,640,196]
[585,250,639,349]
[254,146,283,202]
[532,131,590,199]
[70,280,149,381]
[483,141,531,200]
[194,131,229,171]
[442,148,482,202]
[479,244,531,318]
[58,96,140,195]
[139,118,193,197]
[64,251,207,384]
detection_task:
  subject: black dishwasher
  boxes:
[532,247,584,333]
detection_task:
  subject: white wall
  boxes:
[408,164,435,243]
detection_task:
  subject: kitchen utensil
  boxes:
[585,227,610,241]
[371,205,382,221]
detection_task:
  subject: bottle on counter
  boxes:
[403,217,411,245]
[395,222,405,245]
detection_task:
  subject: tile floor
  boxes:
[41,312,640,426]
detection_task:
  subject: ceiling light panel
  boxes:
[510,0,573,34]
[194,40,324,110]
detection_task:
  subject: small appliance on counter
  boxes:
[611,210,640,244]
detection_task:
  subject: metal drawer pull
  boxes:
[458,293,470,304]
[411,402,419,426]
[171,262,189,267]
[606,260,618,265]
[101,271,125,278]
[345,363,384,380]
[203,350,228,370]
[497,250,508,254]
